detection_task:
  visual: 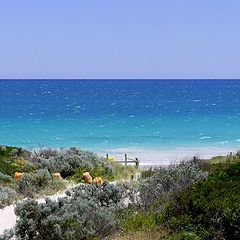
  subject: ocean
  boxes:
[1,79,240,165]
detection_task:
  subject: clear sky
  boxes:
[0,1,240,79]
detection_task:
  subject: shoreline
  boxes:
[97,147,238,166]
[1,143,238,166]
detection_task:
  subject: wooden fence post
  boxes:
[106,154,109,160]
[125,154,127,166]
[135,158,139,169]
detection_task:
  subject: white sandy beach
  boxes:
[98,147,238,167]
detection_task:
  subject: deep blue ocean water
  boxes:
[0,80,240,156]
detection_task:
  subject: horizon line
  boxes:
[1,78,240,80]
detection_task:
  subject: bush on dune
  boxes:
[0,156,37,176]
[0,145,37,176]
[166,161,240,239]
[0,145,117,210]
[138,160,208,210]
[110,162,139,181]
[127,157,240,239]
[119,210,163,233]
[0,145,114,184]
[31,147,113,180]
[117,160,208,237]
[0,172,14,186]
[16,168,52,197]
[12,182,125,240]
[0,145,25,158]
[0,186,18,209]
[118,158,240,239]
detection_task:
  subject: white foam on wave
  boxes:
[199,136,211,140]
[220,141,229,144]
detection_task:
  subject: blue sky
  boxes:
[0,1,240,79]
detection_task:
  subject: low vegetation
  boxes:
[10,183,124,240]
[1,145,240,239]
[167,160,240,239]
[0,145,137,208]
[116,155,240,240]
[30,147,114,180]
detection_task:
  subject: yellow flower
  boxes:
[108,156,116,161]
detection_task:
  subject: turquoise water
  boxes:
[0,80,240,154]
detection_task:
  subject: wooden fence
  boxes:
[105,153,140,169]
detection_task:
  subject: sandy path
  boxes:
[0,204,16,234]
[0,183,78,235]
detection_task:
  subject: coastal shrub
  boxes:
[0,156,37,176]
[111,162,138,181]
[17,169,52,197]
[0,186,18,209]
[141,166,162,179]
[0,172,14,186]
[70,165,115,183]
[139,160,208,210]
[167,162,240,239]
[66,182,125,206]
[0,229,15,240]
[68,167,88,183]
[13,182,125,240]
[115,160,208,236]
[31,147,113,179]
[119,210,162,233]
[188,153,240,175]
[37,179,68,196]
[11,158,38,173]
[0,157,18,176]
[0,145,24,158]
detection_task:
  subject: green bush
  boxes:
[37,179,68,196]
[68,167,88,183]
[0,157,37,177]
[31,147,113,179]
[0,145,24,158]
[0,186,18,209]
[17,169,52,197]
[69,165,114,183]
[139,160,208,210]
[111,162,138,181]
[141,166,162,179]
[119,210,162,233]
[0,172,14,185]
[0,157,19,176]
[168,162,240,239]
[0,145,34,176]
[12,182,125,240]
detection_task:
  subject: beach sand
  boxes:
[98,147,237,167]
